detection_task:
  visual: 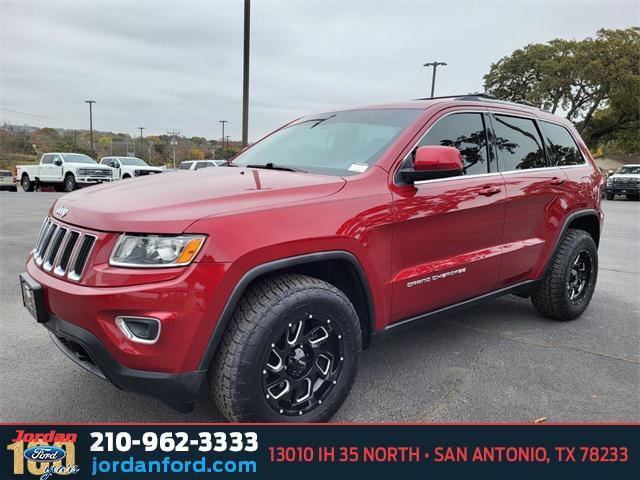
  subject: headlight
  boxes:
[109,234,206,267]
[606,177,613,185]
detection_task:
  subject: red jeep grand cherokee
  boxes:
[20,94,605,422]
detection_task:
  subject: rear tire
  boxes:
[64,174,77,192]
[210,273,361,422]
[21,175,34,192]
[531,229,598,321]
[604,192,614,200]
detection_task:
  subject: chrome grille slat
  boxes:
[34,219,53,260]
[32,218,49,254]
[33,217,98,281]
[43,227,67,271]
[35,222,57,265]
[54,230,80,276]
[68,234,96,281]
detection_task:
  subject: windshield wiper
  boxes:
[246,163,307,173]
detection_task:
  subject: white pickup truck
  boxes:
[16,153,113,192]
[99,156,164,180]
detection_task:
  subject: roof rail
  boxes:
[413,92,540,110]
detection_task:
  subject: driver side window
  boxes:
[415,113,489,176]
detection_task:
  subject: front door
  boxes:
[390,111,506,322]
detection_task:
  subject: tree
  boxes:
[188,147,205,160]
[98,136,113,154]
[483,27,640,153]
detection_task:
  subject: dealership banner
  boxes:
[1,424,636,479]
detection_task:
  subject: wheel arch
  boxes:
[198,251,375,370]
[544,209,600,276]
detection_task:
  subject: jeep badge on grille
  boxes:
[55,205,69,218]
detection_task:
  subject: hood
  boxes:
[51,167,346,233]
[610,174,639,179]
[73,163,109,169]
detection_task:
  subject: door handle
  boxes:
[550,177,565,185]
[478,186,501,196]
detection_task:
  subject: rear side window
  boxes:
[417,113,489,175]
[195,162,213,169]
[539,121,584,166]
[42,154,53,164]
[492,115,546,171]
[179,162,193,170]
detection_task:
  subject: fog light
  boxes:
[115,316,161,344]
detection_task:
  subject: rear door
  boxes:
[489,112,572,287]
[390,110,506,322]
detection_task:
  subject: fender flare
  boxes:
[197,250,375,370]
[543,208,600,275]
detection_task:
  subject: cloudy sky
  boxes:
[0,0,637,141]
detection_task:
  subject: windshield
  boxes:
[232,109,421,176]
[0,171,11,177]
[62,154,96,164]
[179,162,193,170]
[119,157,148,166]
[616,166,640,175]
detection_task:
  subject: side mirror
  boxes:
[110,161,118,168]
[54,159,62,166]
[400,146,463,183]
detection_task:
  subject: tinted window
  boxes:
[0,171,11,177]
[195,162,213,169]
[493,115,545,171]
[179,162,193,170]
[42,154,53,164]
[417,113,489,175]
[539,121,584,166]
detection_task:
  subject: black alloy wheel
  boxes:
[262,312,344,417]
[566,249,593,305]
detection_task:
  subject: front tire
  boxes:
[64,174,77,192]
[210,273,361,422]
[21,175,34,192]
[531,229,598,321]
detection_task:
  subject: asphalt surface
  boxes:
[1,191,638,422]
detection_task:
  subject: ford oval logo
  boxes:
[23,446,66,463]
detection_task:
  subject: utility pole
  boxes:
[423,61,447,98]
[138,127,145,160]
[242,0,251,147]
[225,135,230,147]
[219,120,228,148]
[169,130,179,169]
[73,130,77,147]
[85,100,96,154]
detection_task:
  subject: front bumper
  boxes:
[45,314,206,411]
[605,184,640,195]
[77,177,112,184]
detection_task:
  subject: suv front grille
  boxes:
[33,218,96,281]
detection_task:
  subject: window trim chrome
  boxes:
[392,107,588,186]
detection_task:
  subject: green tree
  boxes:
[483,27,640,153]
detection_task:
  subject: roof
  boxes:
[345,93,543,112]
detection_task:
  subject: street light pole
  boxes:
[423,61,447,98]
[138,127,145,160]
[85,100,96,154]
[219,120,228,148]
[242,0,251,147]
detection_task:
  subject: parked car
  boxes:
[0,169,17,191]
[21,94,604,422]
[100,156,164,180]
[16,153,112,192]
[604,164,640,200]
[179,160,227,170]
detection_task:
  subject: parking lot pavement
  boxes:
[0,191,638,422]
